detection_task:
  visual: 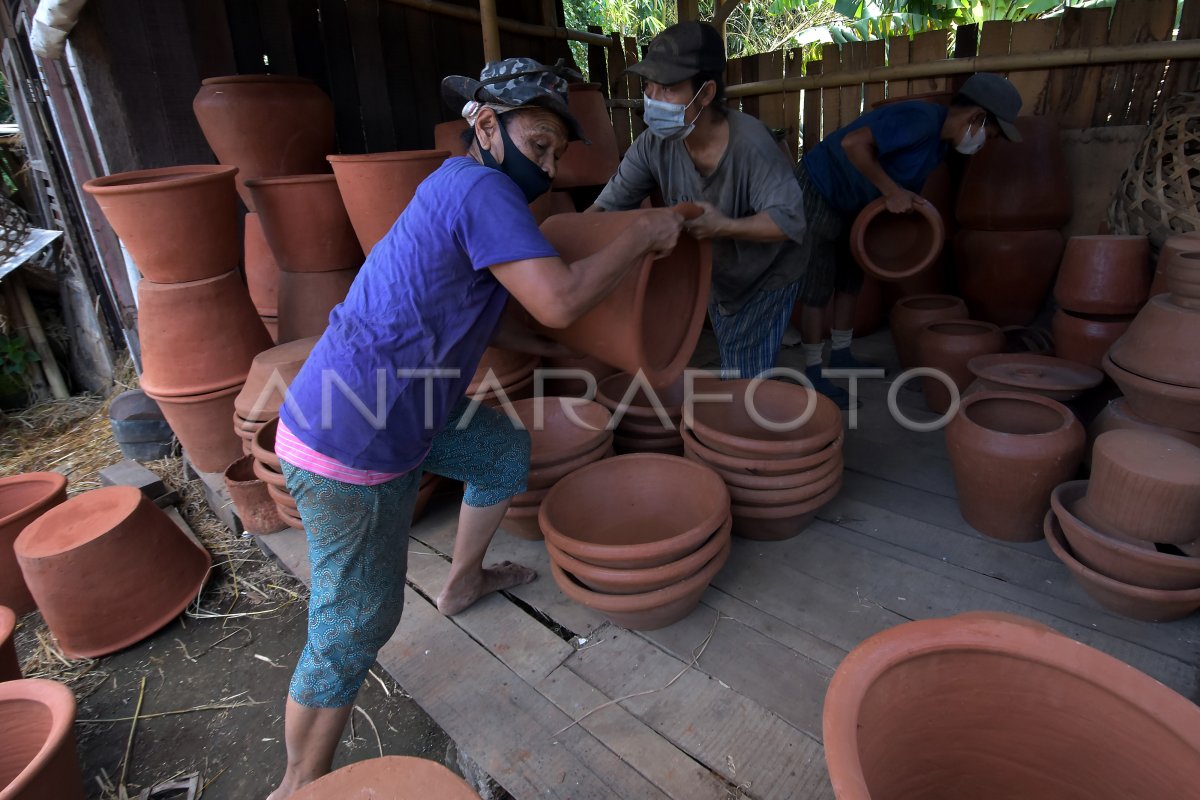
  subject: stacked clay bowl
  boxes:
[965,353,1103,402]
[1085,396,1200,467]
[502,397,612,540]
[233,336,318,455]
[849,195,944,282]
[681,379,844,541]
[1150,232,1200,295]
[596,372,684,455]
[540,454,731,630]
[1167,251,1200,310]
[1053,235,1151,315]
[0,678,85,799]
[468,347,538,406]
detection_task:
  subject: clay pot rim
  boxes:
[892,294,967,311]
[685,441,841,489]
[596,373,685,420]
[200,75,315,86]
[512,397,613,466]
[243,174,338,189]
[921,319,1003,336]
[1058,308,1138,323]
[327,150,450,164]
[612,432,683,449]
[222,455,263,488]
[0,472,68,529]
[267,483,297,510]
[277,504,303,528]
[681,424,844,476]
[83,165,238,195]
[143,381,244,404]
[527,441,611,488]
[967,354,1103,394]
[724,456,843,506]
[686,379,843,459]
[849,196,945,281]
[253,458,286,488]
[0,603,14,640]
[1069,234,1149,243]
[730,479,842,519]
[1103,353,1200,402]
[467,355,540,394]
[0,677,77,796]
[250,417,281,469]
[956,390,1078,439]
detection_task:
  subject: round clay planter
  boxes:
[235,336,319,421]
[535,211,711,389]
[288,755,479,800]
[266,482,297,513]
[539,454,730,569]
[680,425,843,479]
[82,165,239,283]
[250,417,282,473]
[145,383,246,473]
[502,503,544,541]
[526,441,611,490]
[243,212,279,318]
[596,372,685,424]
[0,678,84,799]
[276,267,358,343]
[1108,294,1200,388]
[328,150,450,253]
[0,605,19,681]
[849,196,944,281]
[1054,235,1151,314]
[1083,430,1200,544]
[548,536,730,630]
[614,415,682,438]
[684,436,842,491]
[245,175,364,273]
[889,294,968,370]
[108,389,174,462]
[729,479,842,541]
[511,397,612,468]
[1087,398,1200,468]
[914,320,1005,414]
[223,456,287,535]
[14,486,212,658]
[686,378,843,460]
[539,352,622,398]
[821,613,1200,800]
[956,116,1071,230]
[945,391,1085,542]
[433,120,470,158]
[193,75,334,210]
[724,455,842,507]
[966,353,1103,402]
[137,269,274,397]
[546,516,731,595]
[954,228,1065,326]
[1102,352,1200,432]
[0,473,68,616]
[1052,309,1135,370]
[553,83,621,189]
[1052,481,1200,591]
[276,503,304,530]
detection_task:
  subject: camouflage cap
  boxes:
[441,57,587,141]
[626,21,725,86]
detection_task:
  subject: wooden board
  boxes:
[256,0,298,74]
[379,0,424,150]
[802,58,822,154]
[223,0,266,75]
[1095,0,1176,126]
[908,30,949,94]
[863,39,886,111]
[317,0,366,154]
[820,43,841,136]
[607,33,632,153]
[755,50,786,133]
[1048,7,1112,129]
[1164,0,1200,99]
[977,19,1012,61]
[400,6,444,151]
[1006,18,1061,115]
[624,37,645,139]
[886,34,909,100]
[346,0,397,152]
[783,47,803,161]
[839,41,866,124]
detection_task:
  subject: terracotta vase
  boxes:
[1054,235,1151,314]
[146,382,246,473]
[945,391,1085,542]
[328,150,449,253]
[1102,352,1200,433]
[729,479,842,541]
[276,267,358,343]
[535,211,711,389]
[288,755,479,800]
[0,678,85,799]
[966,353,1103,402]
[245,175,364,273]
[954,228,1065,326]
[552,84,621,189]
[1151,232,1200,295]
[849,196,944,281]
[0,605,19,681]
[956,116,1071,230]
[1087,397,1200,467]
[822,613,1200,800]
[223,456,287,535]
[82,165,239,283]
[682,425,844,481]
[914,320,1005,414]
[193,75,335,210]
[243,213,279,317]
[137,269,274,397]
[15,486,212,658]
[433,120,470,157]
[1052,309,1134,370]
[510,397,612,467]
[685,378,843,460]
[235,336,319,422]
[889,294,969,370]
[0,473,67,616]
[1108,294,1200,388]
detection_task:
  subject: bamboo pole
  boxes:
[478,0,501,62]
[5,272,68,399]
[383,0,612,48]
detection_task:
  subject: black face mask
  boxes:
[477,117,553,203]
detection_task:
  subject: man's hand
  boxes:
[682,201,731,240]
[884,190,926,214]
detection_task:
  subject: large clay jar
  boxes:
[0,678,85,799]
[0,473,67,616]
[223,456,287,536]
[243,213,279,318]
[954,228,1065,326]
[277,268,358,343]
[82,165,239,283]
[0,605,19,681]
[553,84,621,189]
[946,392,1084,541]
[849,196,944,282]
[914,320,1005,414]
[1102,352,1200,432]
[686,378,843,460]
[245,175,364,272]
[956,116,1071,230]
[535,211,711,388]
[1052,309,1134,370]
[192,75,335,210]
[433,119,470,157]
[1054,235,1151,315]
[1108,294,1200,388]
[289,755,480,800]
[889,294,968,370]
[822,613,1200,800]
[147,383,246,473]
[14,486,212,659]
[328,150,449,254]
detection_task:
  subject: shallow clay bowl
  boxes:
[1108,295,1200,389]
[250,417,282,471]
[1102,353,1200,433]
[526,441,612,490]
[468,349,539,395]
[966,353,1103,402]
[681,425,843,478]
[614,416,682,437]
[502,503,543,541]
[596,372,685,422]
[730,480,842,541]
[686,379,843,460]
[512,397,612,467]
[849,195,944,281]
[724,456,843,507]
[266,483,297,512]
[540,454,730,569]
[688,446,841,492]
[234,336,318,420]
[252,458,287,489]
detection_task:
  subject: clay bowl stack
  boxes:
[596,373,684,455]
[681,379,844,541]
[233,336,319,455]
[1045,430,1200,621]
[539,453,731,631]
[501,397,613,540]
[468,347,539,406]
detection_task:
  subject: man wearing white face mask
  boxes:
[795,72,1023,407]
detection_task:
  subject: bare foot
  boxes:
[437,561,537,615]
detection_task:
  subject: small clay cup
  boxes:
[288,755,479,800]
[0,678,85,799]
[0,472,68,616]
[966,353,1103,402]
[0,605,20,681]
[1054,235,1151,314]
[729,480,842,541]
[889,294,969,370]
[1052,310,1135,370]
[1102,353,1200,432]
[681,425,843,479]
[223,456,287,535]
[511,397,612,468]
[244,174,364,273]
[686,378,843,460]
[849,196,944,281]
[914,320,1005,414]
[1108,294,1200,389]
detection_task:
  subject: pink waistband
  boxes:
[275,420,404,486]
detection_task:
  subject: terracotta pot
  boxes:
[15,487,212,658]
[686,378,843,460]
[250,417,282,472]
[501,503,544,541]
[223,456,287,535]
[277,267,358,343]
[946,391,1085,542]
[328,150,449,253]
[193,75,335,209]
[261,314,279,344]
[288,755,479,800]
[614,415,682,438]
[535,211,711,388]
[914,320,1005,414]
[276,503,304,530]
[266,482,297,513]
[433,120,470,157]
[966,353,1103,402]
[526,441,611,490]
[729,479,842,541]
[245,175,364,273]
[596,372,685,424]
[954,228,1065,326]
[243,212,279,316]
[468,348,539,396]
[1109,294,1200,388]
[849,196,944,282]
[724,455,843,507]
[0,605,19,681]
[1151,232,1200,295]
[146,383,246,473]
[684,433,841,490]
[1102,352,1200,432]
[538,352,622,398]
[1087,397,1200,468]
[510,397,612,467]
[137,270,274,397]
[822,613,1200,800]
[540,454,729,569]
[1054,235,1151,314]
[680,424,842,478]
[234,336,319,422]
[83,165,240,283]
[528,191,576,224]
[1052,481,1200,591]
[1052,309,1134,370]
[0,678,84,799]
[0,474,68,616]
[253,460,286,492]
[956,116,1071,230]
[889,294,969,370]
[552,84,621,189]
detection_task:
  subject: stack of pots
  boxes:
[1052,235,1150,369]
[913,319,1005,413]
[954,116,1071,326]
[502,397,612,540]
[233,336,319,455]
[539,352,621,398]
[0,472,67,616]
[328,150,450,255]
[540,453,731,630]
[243,213,281,341]
[681,379,844,540]
[0,678,86,799]
[596,373,684,455]
[1086,396,1200,467]
[83,165,272,473]
[1150,231,1200,296]
[468,347,539,406]
[889,294,968,371]
[1046,430,1200,621]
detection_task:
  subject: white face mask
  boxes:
[956,120,987,155]
[642,83,707,141]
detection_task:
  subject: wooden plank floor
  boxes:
[255,329,1200,799]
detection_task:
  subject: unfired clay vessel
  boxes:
[1151,232,1200,295]
[0,472,67,616]
[849,196,944,281]
[1086,397,1200,468]
[328,150,450,253]
[510,397,612,467]
[1107,294,1200,389]
[288,755,479,799]
[0,678,85,799]
[223,456,287,536]
[245,174,364,273]
[243,212,279,317]
[729,479,842,541]
[1054,235,1151,314]
[914,320,1005,414]
[686,378,843,460]
[0,605,19,682]
[956,116,1071,230]
[954,228,1065,326]
[966,353,1103,402]
[682,426,844,483]
[146,382,246,473]
[889,294,968,370]
[1102,352,1200,433]
[1052,310,1134,370]
[235,336,318,422]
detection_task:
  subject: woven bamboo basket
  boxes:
[0,195,29,262]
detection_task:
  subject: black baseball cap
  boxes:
[957,73,1023,141]
[625,21,726,86]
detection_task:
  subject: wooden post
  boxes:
[677,0,699,23]
[714,0,742,44]
[479,0,501,62]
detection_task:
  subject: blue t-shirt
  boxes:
[280,157,558,472]
[803,101,949,215]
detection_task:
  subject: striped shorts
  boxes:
[708,281,802,380]
[795,164,863,307]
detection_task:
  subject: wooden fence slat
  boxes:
[1094,0,1175,126]
[1048,7,1111,129]
[977,19,1012,60]
[783,47,802,161]
[624,36,645,138]
[839,40,867,123]
[399,7,443,150]
[587,25,608,95]
[1165,0,1200,97]
[378,1,422,149]
[736,54,761,119]
[608,33,632,153]
[256,0,298,74]
[863,39,886,111]
[820,43,841,135]
[289,0,334,97]
[183,0,237,79]
[756,50,786,133]
[1007,18,1061,115]
[802,57,822,155]
[347,0,396,151]
[224,0,266,74]
[886,34,909,99]
[316,0,365,153]
[908,29,950,93]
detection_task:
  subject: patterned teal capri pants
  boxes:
[279,397,531,708]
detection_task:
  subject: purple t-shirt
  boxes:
[280,157,558,472]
